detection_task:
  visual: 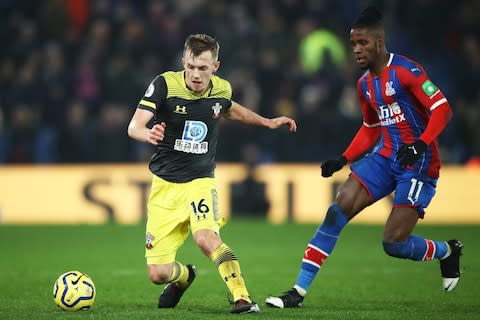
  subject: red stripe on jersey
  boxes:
[303,244,328,267]
[423,240,436,261]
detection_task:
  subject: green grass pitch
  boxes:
[0,220,478,319]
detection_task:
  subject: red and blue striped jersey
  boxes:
[357,53,449,178]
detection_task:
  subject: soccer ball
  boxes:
[53,270,96,311]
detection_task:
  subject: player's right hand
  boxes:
[147,122,166,145]
[321,156,347,177]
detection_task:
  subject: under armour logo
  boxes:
[174,105,187,114]
[224,272,237,282]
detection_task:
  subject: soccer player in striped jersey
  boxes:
[128,34,296,314]
[266,7,463,308]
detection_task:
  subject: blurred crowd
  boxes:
[0,0,479,165]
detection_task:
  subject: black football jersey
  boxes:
[137,71,232,182]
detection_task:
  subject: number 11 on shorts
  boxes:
[407,178,424,205]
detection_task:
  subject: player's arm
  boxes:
[321,82,380,177]
[342,124,381,161]
[395,66,452,165]
[127,75,167,145]
[400,66,452,144]
[224,101,297,132]
[342,85,381,162]
[127,108,165,145]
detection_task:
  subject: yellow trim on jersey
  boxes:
[162,71,232,101]
[139,99,156,109]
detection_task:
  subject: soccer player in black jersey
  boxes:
[128,34,296,314]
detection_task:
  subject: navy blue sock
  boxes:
[294,204,348,293]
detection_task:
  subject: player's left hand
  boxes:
[396,140,427,166]
[268,116,297,132]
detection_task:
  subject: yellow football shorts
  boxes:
[145,175,222,264]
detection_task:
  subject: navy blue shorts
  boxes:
[350,153,437,217]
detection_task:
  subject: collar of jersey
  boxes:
[181,71,214,99]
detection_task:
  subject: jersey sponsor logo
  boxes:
[377,102,406,126]
[174,105,187,114]
[174,120,209,154]
[144,83,155,98]
[212,102,222,119]
[385,81,396,96]
[421,80,438,97]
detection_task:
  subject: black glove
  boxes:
[321,156,347,177]
[396,140,427,166]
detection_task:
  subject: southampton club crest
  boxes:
[212,102,222,119]
[145,232,155,249]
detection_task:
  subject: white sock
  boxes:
[293,285,307,297]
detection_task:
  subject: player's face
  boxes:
[182,49,220,94]
[350,27,382,70]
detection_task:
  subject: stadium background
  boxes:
[1,0,480,164]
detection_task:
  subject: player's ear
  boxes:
[376,36,385,51]
[213,60,220,72]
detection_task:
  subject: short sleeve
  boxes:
[137,75,167,113]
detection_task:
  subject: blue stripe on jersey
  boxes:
[361,76,383,154]
[392,55,423,77]
[362,76,385,152]
[361,77,370,105]
[373,78,388,152]
[373,78,383,108]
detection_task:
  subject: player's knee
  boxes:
[335,190,359,217]
[321,204,348,232]
[194,235,209,254]
[382,241,411,259]
[148,267,170,284]
[193,230,222,256]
